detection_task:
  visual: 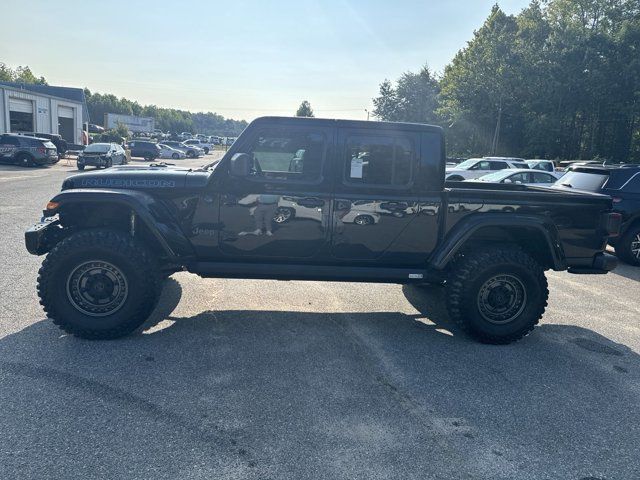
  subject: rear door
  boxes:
[330,126,438,266]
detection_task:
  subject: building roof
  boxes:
[0,81,90,122]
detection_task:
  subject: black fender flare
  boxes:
[429,213,566,270]
[50,189,195,260]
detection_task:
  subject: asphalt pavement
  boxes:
[0,155,639,480]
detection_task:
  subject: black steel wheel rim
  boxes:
[66,260,128,317]
[477,274,527,324]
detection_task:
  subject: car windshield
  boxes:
[555,171,609,191]
[84,144,110,153]
[453,159,481,170]
[477,171,512,182]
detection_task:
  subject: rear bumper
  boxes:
[568,252,618,274]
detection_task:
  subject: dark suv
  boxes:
[127,140,161,161]
[554,165,640,265]
[0,134,58,167]
[21,132,67,159]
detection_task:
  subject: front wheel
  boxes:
[37,229,162,339]
[172,152,180,159]
[446,246,548,344]
[77,164,85,171]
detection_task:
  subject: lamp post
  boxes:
[364,109,370,121]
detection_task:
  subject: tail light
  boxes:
[601,212,622,237]
[612,197,623,204]
[37,146,46,154]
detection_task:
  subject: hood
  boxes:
[61,164,210,191]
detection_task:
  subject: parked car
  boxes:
[158,144,187,159]
[162,140,204,158]
[26,116,619,345]
[445,157,530,181]
[21,132,68,159]
[552,165,640,266]
[469,169,562,186]
[77,143,127,170]
[127,140,161,161]
[184,138,214,154]
[88,124,105,134]
[526,160,556,172]
[179,132,193,140]
[0,134,58,167]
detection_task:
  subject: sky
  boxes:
[0,0,531,122]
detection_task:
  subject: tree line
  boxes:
[373,0,640,162]
[0,63,247,136]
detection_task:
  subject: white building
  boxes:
[0,81,88,145]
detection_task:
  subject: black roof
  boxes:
[251,116,443,133]
[0,81,90,122]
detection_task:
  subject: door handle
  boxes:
[296,197,325,208]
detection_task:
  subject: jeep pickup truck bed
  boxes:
[25,116,620,343]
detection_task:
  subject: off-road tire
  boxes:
[446,245,548,344]
[37,229,162,339]
[615,224,640,266]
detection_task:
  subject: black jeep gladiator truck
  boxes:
[25,117,620,344]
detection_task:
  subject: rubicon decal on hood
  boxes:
[80,178,177,188]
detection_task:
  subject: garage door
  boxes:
[9,98,34,113]
[58,105,74,118]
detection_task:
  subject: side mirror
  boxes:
[229,153,251,177]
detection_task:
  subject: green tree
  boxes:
[373,65,440,124]
[295,100,314,117]
[0,63,47,85]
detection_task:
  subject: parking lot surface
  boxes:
[0,156,639,480]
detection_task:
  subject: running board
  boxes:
[188,262,442,284]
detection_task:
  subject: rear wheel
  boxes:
[446,246,548,344]
[615,225,640,266]
[16,153,34,167]
[354,215,374,225]
[77,164,85,171]
[172,152,180,159]
[37,229,162,339]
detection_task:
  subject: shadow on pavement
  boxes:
[0,280,638,479]
[609,261,640,281]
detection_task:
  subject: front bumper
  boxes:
[25,217,62,255]
[568,252,618,274]
[78,156,107,167]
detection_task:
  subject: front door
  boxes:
[218,124,333,259]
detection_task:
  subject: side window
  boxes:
[623,174,640,193]
[491,161,509,170]
[344,135,413,187]
[533,172,554,183]
[0,137,20,146]
[506,172,529,183]
[247,128,326,182]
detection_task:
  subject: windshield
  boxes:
[555,171,609,191]
[452,159,481,170]
[84,144,110,153]
[477,171,512,182]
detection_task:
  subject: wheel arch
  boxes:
[430,213,565,271]
[48,189,195,262]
